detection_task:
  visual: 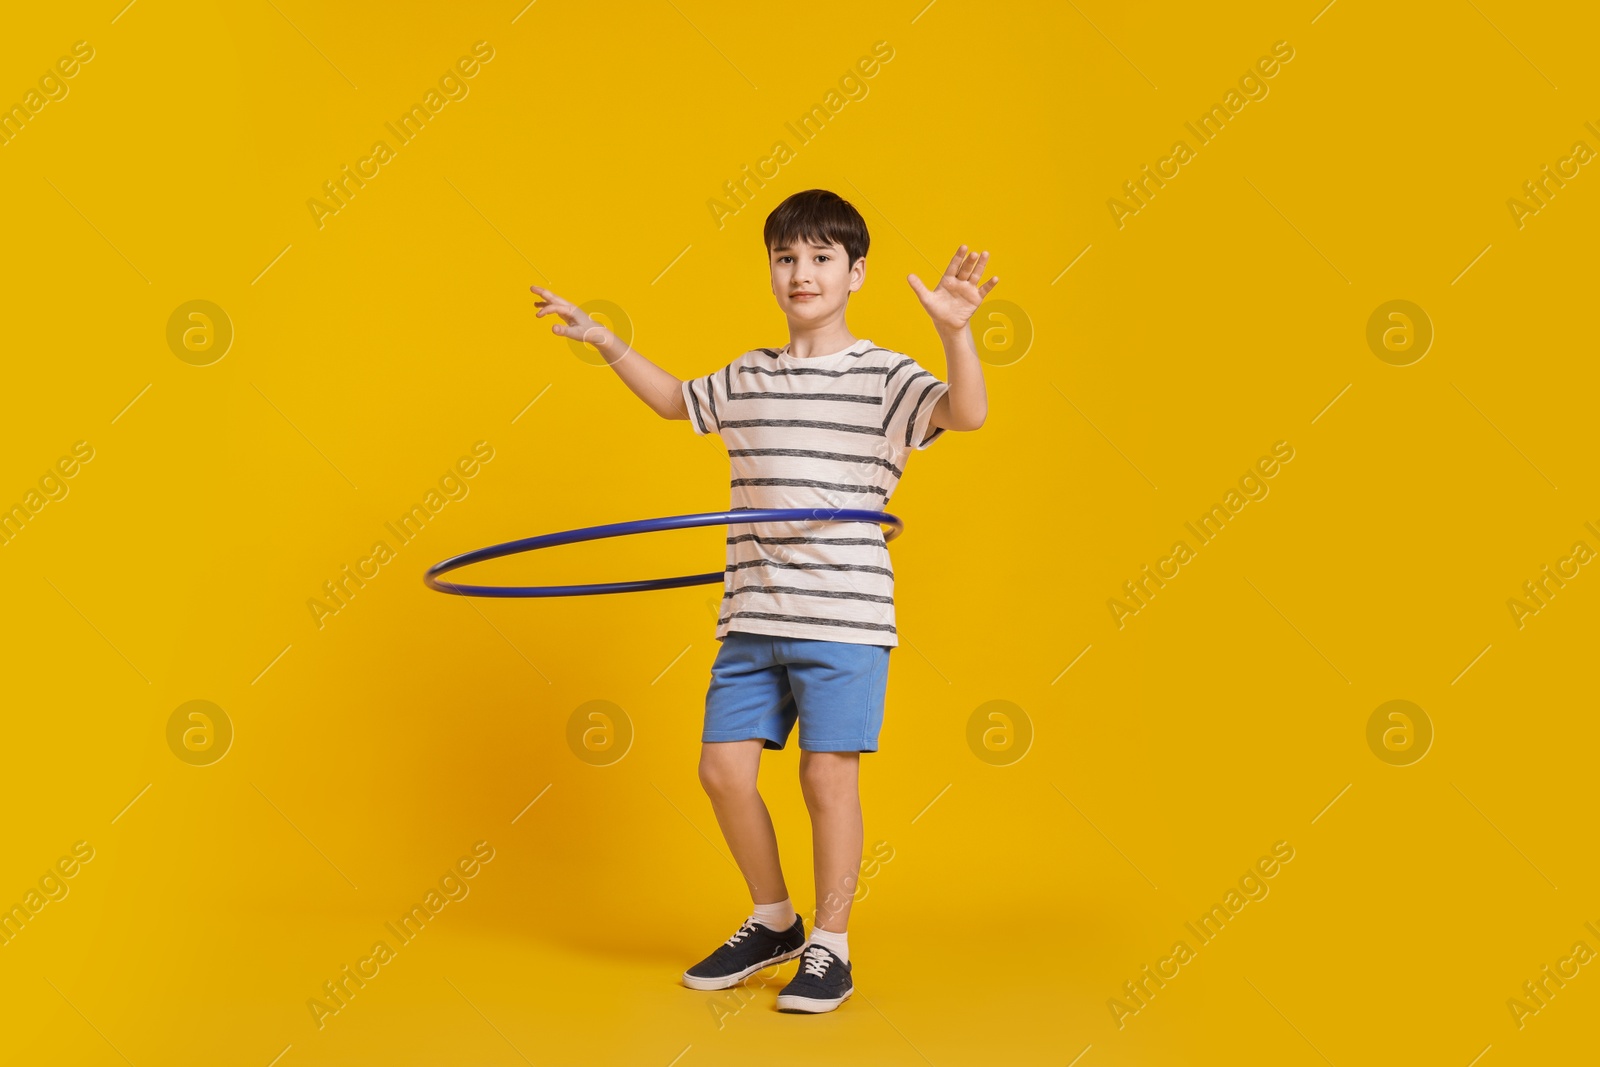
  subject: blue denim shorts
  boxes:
[702,632,892,753]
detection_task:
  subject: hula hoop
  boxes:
[424,508,903,598]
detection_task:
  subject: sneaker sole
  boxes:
[682,944,806,991]
[776,988,853,1013]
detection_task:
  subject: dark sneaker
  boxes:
[776,944,853,1013]
[682,914,806,991]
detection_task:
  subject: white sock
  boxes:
[753,898,797,932]
[809,925,849,964]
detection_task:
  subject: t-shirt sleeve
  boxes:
[682,360,733,436]
[883,355,951,453]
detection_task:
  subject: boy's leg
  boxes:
[775,638,883,1012]
[698,739,790,904]
[798,750,863,933]
[684,643,809,991]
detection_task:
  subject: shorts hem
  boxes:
[798,737,879,753]
[702,730,787,750]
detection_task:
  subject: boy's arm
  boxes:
[907,245,998,431]
[928,323,988,432]
[529,286,687,420]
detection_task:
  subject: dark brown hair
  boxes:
[763,189,870,267]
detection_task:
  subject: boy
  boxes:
[529,188,996,1013]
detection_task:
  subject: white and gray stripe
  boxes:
[682,338,950,647]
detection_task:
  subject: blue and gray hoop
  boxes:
[424,508,904,598]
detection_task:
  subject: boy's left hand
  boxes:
[907,245,999,333]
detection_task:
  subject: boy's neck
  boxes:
[784,324,858,359]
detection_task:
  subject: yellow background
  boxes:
[3,1,1597,1064]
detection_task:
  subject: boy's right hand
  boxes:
[531,284,684,419]
[529,286,613,349]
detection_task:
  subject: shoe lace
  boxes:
[724,917,760,948]
[800,944,833,978]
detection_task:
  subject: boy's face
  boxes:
[768,236,864,324]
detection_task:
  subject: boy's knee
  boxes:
[798,753,856,806]
[698,752,756,799]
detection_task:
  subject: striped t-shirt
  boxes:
[681,337,950,647]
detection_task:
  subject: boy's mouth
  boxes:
[790,292,819,301]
